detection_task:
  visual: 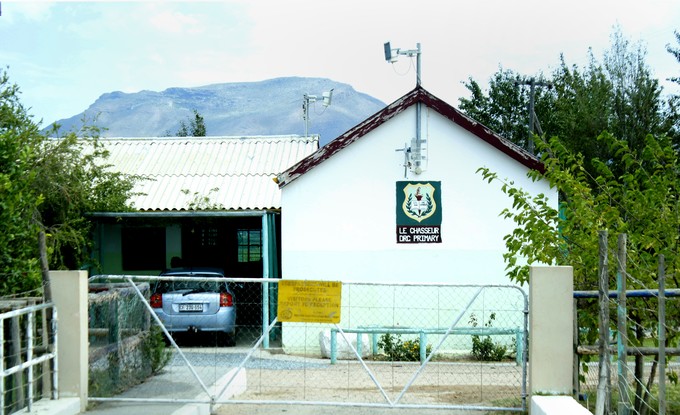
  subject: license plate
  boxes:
[179,303,203,312]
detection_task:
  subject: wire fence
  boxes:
[574,232,680,415]
[87,276,529,413]
[88,280,174,398]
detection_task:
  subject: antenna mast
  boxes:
[302,89,333,138]
[384,42,426,175]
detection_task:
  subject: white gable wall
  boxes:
[281,106,556,286]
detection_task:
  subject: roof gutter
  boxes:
[87,210,279,218]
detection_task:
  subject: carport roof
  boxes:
[99,135,318,212]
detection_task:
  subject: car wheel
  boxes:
[216,332,236,347]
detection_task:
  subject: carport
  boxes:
[86,135,318,345]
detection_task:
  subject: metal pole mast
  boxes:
[516,78,551,154]
[416,43,421,86]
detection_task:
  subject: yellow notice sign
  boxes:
[277,280,342,323]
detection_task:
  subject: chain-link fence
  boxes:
[87,276,528,413]
[88,279,168,397]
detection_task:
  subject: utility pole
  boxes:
[516,78,551,154]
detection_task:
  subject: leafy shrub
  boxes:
[469,312,507,362]
[142,325,173,373]
[378,333,431,361]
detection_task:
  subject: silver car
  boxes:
[150,267,237,346]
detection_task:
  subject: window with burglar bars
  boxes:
[237,229,261,262]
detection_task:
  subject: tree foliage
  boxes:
[0,70,44,294]
[0,69,139,295]
[666,30,680,139]
[466,27,680,412]
[479,132,680,413]
[460,27,676,174]
[667,30,680,86]
[37,125,140,270]
[459,67,555,150]
[176,109,206,137]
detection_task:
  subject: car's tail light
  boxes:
[150,293,163,308]
[220,292,233,307]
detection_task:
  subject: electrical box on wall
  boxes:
[410,136,427,174]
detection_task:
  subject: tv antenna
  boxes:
[302,89,333,138]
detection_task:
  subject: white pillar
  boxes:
[530,266,573,395]
[50,270,88,412]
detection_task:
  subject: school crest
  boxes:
[396,181,442,244]
[401,183,437,223]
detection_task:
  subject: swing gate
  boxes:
[87,276,528,413]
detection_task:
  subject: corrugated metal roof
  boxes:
[101,135,318,211]
[277,86,543,188]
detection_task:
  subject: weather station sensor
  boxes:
[302,88,333,138]
[384,41,426,176]
[383,41,421,85]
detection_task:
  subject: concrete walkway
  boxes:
[85,365,246,415]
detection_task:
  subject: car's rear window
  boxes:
[154,275,227,294]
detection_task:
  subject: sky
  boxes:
[1,0,679,126]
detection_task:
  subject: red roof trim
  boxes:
[277,86,543,188]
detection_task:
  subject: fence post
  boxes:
[617,233,630,415]
[529,265,574,395]
[50,270,88,413]
[10,315,25,411]
[596,230,611,415]
[573,297,580,399]
[658,254,666,415]
[108,294,121,386]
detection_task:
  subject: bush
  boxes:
[378,333,431,361]
[469,312,508,362]
[142,325,172,374]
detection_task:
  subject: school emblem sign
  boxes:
[396,181,442,243]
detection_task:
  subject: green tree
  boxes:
[550,51,614,175]
[666,30,680,138]
[176,109,206,137]
[459,67,555,151]
[37,124,140,270]
[0,69,139,295]
[0,70,44,294]
[478,132,680,413]
[460,28,675,174]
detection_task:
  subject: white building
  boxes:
[277,86,556,286]
[276,86,557,355]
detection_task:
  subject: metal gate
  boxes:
[87,276,528,414]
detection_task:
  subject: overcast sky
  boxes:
[2,0,679,126]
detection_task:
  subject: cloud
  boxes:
[148,9,202,35]
[5,0,679,126]
[4,2,53,23]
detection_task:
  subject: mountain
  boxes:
[47,77,386,146]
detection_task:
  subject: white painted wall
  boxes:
[281,105,556,286]
[531,396,592,415]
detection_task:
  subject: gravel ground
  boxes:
[209,348,524,414]
[217,403,484,414]
[87,346,525,415]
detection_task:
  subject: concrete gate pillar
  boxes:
[50,270,89,413]
[529,265,573,395]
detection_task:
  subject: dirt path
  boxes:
[216,358,524,414]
